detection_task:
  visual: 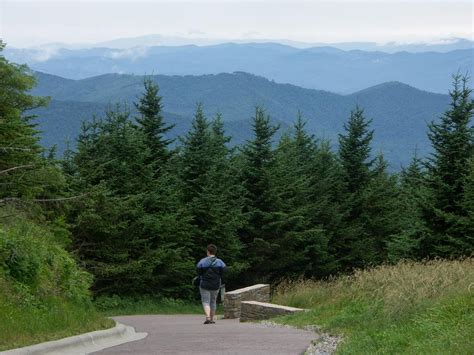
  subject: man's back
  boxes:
[197,256,226,290]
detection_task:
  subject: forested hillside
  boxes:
[31,71,450,167]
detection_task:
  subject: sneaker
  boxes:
[210,320,216,324]
[204,319,212,324]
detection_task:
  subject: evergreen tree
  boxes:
[359,154,402,263]
[336,107,376,269]
[178,108,245,283]
[388,154,431,262]
[180,104,213,203]
[308,140,345,273]
[239,106,280,283]
[135,78,174,167]
[0,41,55,201]
[269,117,335,280]
[68,103,194,297]
[458,157,474,246]
[338,106,374,193]
[424,74,474,257]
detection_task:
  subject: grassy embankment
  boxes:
[273,259,473,354]
[0,209,215,352]
[95,295,204,316]
[0,210,113,351]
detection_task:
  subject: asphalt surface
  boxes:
[92,315,315,355]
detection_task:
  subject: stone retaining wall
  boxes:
[240,301,304,322]
[224,284,270,319]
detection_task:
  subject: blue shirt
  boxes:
[196,256,226,290]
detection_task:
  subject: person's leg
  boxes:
[209,289,218,322]
[199,288,212,323]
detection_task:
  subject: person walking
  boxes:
[196,244,226,324]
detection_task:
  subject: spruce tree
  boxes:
[309,140,345,273]
[135,78,174,168]
[388,154,431,262]
[0,41,54,201]
[239,106,279,283]
[338,106,374,193]
[68,104,195,297]
[359,154,402,263]
[337,107,376,269]
[424,74,474,257]
[180,104,213,203]
[269,117,335,280]
[458,157,474,246]
[179,108,245,280]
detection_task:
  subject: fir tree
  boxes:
[0,41,53,201]
[338,106,374,193]
[360,154,402,263]
[179,104,213,203]
[388,154,431,262]
[135,78,174,168]
[239,106,280,283]
[458,157,474,246]
[69,103,195,297]
[424,74,474,257]
[179,108,245,280]
[269,117,335,280]
[336,107,376,269]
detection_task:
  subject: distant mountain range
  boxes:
[31,71,451,169]
[7,42,472,94]
[16,35,474,52]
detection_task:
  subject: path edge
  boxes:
[0,321,148,355]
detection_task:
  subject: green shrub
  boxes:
[0,215,92,303]
[0,210,112,350]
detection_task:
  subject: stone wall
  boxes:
[240,301,304,322]
[224,284,270,319]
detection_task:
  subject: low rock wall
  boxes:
[224,284,270,319]
[240,301,304,322]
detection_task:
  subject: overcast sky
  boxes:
[1,0,472,47]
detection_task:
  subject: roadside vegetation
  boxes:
[273,259,474,354]
[95,295,204,316]
[0,210,113,351]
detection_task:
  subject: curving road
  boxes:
[92,315,315,355]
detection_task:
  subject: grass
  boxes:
[95,294,214,316]
[0,277,114,351]
[0,209,114,351]
[272,258,474,354]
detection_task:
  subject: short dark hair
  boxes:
[207,244,217,255]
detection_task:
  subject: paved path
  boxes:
[92,315,315,355]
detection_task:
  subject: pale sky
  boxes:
[1,0,473,48]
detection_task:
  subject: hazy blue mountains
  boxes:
[7,42,472,94]
[31,71,450,168]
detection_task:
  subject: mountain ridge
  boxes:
[8,42,471,94]
[30,70,451,169]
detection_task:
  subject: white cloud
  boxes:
[106,46,149,60]
[29,46,60,62]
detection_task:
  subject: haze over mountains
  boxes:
[9,37,469,169]
[31,71,451,169]
[7,41,473,94]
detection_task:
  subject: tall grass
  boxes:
[273,259,474,354]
